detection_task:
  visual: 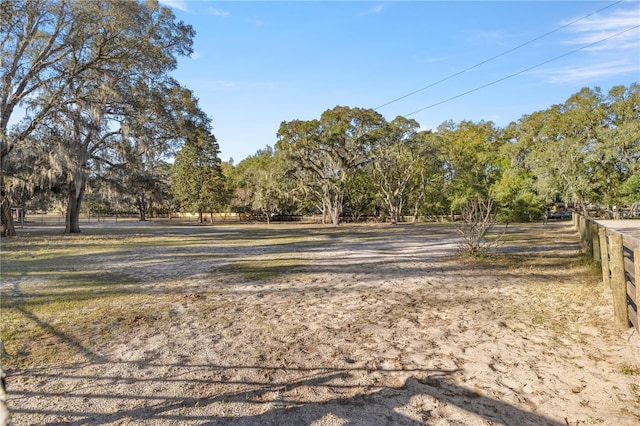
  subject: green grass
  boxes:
[216,258,307,281]
[622,364,640,376]
[1,232,154,366]
[1,293,162,367]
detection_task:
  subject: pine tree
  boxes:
[172,124,227,223]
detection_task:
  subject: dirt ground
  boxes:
[1,221,639,425]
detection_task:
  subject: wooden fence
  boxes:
[574,213,639,331]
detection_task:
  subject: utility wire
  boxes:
[405,24,640,117]
[374,0,624,111]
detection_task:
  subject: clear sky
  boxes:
[159,0,640,163]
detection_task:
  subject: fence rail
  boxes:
[574,213,640,331]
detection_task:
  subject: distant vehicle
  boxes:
[549,211,572,220]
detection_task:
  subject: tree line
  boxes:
[2,1,638,236]
[230,85,639,226]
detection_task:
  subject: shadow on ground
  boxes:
[10,363,563,426]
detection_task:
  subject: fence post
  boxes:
[583,217,590,254]
[599,228,611,288]
[635,248,640,332]
[591,222,600,263]
[584,218,593,257]
[609,234,630,329]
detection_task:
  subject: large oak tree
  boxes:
[1,0,194,234]
[277,106,385,225]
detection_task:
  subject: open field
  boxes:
[1,222,639,425]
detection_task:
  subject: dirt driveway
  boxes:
[1,222,639,425]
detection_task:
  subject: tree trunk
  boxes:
[65,174,86,234]
[388,202,398,225]
[386,193,401,225]
[330,200,341,225]
[198,210,203,223]
[331,209,339,225]
[579,199,589,217]
[330,189,343,226]
[411,199,420,223]
[0,193,15,237]
[0,149,15,237]
[321,200,328,224]
[137,193,147,221]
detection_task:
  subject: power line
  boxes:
[374,0,625,111]
[405,24,640,117]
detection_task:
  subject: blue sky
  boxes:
[159,1,640,163]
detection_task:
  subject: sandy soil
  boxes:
[2,221,639,425]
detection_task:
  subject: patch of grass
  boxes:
[458,240,601,285]
[458,252,521,267]
[1,272,139,314]
[1,235,130,279]
[1,293,163,368]
[630,383,640,403]
[1,306,83,367]
[1,234,151,368]
[217,258,307,281]
[621,364,640,376]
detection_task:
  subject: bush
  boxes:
[457,195,506,255]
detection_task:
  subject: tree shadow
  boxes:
[9,364,564,426]
[195,373,565,426]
